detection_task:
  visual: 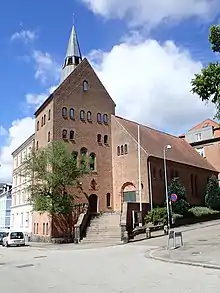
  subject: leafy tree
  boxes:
[168,178,189,215]
[23,141,88,215]
[191,25,220,119]
[205,175,220,210]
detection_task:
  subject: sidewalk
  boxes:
[146,220,220,269]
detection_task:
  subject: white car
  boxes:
[2,231,25,247]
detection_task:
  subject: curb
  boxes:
[148,248,220,271]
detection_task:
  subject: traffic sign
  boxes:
[171,193,178,203]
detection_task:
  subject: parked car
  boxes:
[2,231,25,247]
[0,232,7,245]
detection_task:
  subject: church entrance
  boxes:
[89,194,98,214]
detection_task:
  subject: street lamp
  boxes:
[163,144,172,230]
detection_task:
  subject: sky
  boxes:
[0,0,220,182]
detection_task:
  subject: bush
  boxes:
[172,198,190,215]
[145,207,167,225]
[168,177,187,201]
[172,213,183,222]
[205,175,220,210]
[188,206,219,217]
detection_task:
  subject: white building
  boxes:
[11,134,35,238]
[0,184,12,229]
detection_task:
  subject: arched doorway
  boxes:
[89,194,98,214]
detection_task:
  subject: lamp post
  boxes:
[163,144,172,230]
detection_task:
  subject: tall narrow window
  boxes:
[97,134,102,143]
[97,113,102,123]
[124,144,128,154]
[46,223,49,235]
[83,80,89,91]
[80,110,85,121]
[191,174,194,196]
[69,108,75,120]
[117,146,120,156]
[37,121,39,131]
[106,193,111,208]
[103,114,108,124]
[41,117,44,127]
[121,145,124,155]
[159,169,162,179]
[80,147,87,169]
[36,223,39,234]
[67,57,73,65]
[62,107,68,118]
[104,135,108,144]
[36,141,39,150]
[62,129,67,139]
[89,153,96,171]
[43,114,46,125]
[48,109,51,120]
[195,175,198,197]
[48,131,51,142]
[43,223,45,235]
[87,111,92,122]
[70,130,75,140]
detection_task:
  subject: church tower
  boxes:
[60,24,82,83]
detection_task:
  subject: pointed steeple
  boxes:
[60,23,82,83]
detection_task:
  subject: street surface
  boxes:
[1,236,220,293]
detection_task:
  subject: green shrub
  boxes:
[188,206,219,217]
[172,198,190,215]
[172,213,183,222]
[168,177,187,201]
[145,207,167,225]
[205,175,220,210]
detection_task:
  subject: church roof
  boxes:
[114,116,217,172]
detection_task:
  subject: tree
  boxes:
[205,175,220,210]
[23,141,88,215]
[191,25,220,120]
[168,178,189,215]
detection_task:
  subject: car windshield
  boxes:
[0,232,6,238]
[10,232,24,239]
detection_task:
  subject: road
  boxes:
[1,241,220,293]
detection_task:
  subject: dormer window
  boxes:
[80,110,85,121]
[83,80,89,91]
[97,113,102,124]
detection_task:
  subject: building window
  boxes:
[62,129,67,139]
[46,223,49,235]
[70,130,75,140]
[97,134,102,143]
[83,80,89,91]
[48,109,51,120]
[69,108,75,120]
[43,223,45,235]
[159,169,162,179]
[191,174,194,196]
[87,111,92,122]
[103,114,108,124]
[43,114,46,125]
[195,175,198,197]
[196,133,202,141]
[36,223,39,234]
[62,107,68,118]
[106,193,111,208]
[124,144,128,154]
[80,147,87,169]
[41,117,44,127]
[153,168,156,179]
[80,110,85,121]
[97,113,102,123]
[36,141,39,150]
[117,146,120,156]
[67,57,73,65]
[48,131,51,142]
[196,147,205,157]
[104,135,108,144]
[121,145,124,155]
[37,121,39,131]
[171,170,174,180]
[34,223,36,234]
[89,153,96,171]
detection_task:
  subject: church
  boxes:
[11,24,218,242]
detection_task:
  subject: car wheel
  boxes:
[5,242,9,247]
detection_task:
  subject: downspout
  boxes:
[147,156,153,210]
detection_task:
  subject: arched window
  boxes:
[48,109,51,121]
[97,113,102,123]
[87,111,92,122]
[106,193,111,208]
[62,107,68,118]
[117,146,120,156]
[37,121,39,131]
[62,129,67,139]
[80,110,85,121]
[121,145,124,155]
[70,130,75,140]
[36,141,39,150]
[48,131,50,142]
[97,134,102,143]
[103,114,108,124]
[89,153,96,171]
[159,169,162,179]
[67,57,73,65]
[104,135,108,144]
[80,147,87,169]
[69,108,75,120]
[124,144,128,154]
[43,114,46,125]
[153,168,156,179]
[41,117,44,127]
[83,80,89,91]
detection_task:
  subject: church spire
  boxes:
[60,20,82,83]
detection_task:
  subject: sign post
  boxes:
[170,194,178,225]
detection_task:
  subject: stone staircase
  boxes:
[81,212,122,244]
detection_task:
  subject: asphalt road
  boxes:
[1,242,220,293]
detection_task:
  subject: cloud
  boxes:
[81,0,219,28]
[0,117,35,182]
[26,85,58,109]
[88,33,215,134]
[11,29,37,43]
[0,126,7,136]
[32,50,61,84]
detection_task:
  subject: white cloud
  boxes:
[32,50,61,84]
[11,29,37,43]
[0,117,35,182]
[88,34,215,134]
[26,85,58,109]
[82,0,219,27]
[0,126,7,136]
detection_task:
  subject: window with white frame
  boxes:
[196,147,205,157]
[195,133,202,141]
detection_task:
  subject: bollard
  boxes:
[146,227,151,239]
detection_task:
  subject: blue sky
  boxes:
[0,0,220,181]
